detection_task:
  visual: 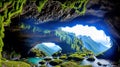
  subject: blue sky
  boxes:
[61,24,112,48]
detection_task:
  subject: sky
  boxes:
[61,24,112,48]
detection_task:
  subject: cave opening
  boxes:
[3,15,115,58]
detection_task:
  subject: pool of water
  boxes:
[27,57,43,64]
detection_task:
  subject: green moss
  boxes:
[2,60,30,67]
[60,61,92,67]
[40,65,47,67]
[68,53,84,61]
[61,0,89,15]
[0,0,26,65]
[39,60,46,65]
[36,0,48,12]
[80,65,92,67]
[0,0,89,66]
[60,55,67,60]
[49,59,63,66]
[60,61,80,67]
[55,65,61,67]
[86,56,95,62]
[44,57,52,61]
[31,48,46,57]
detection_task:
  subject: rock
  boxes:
[103,64,107,67]
[59,54,67,60]
[44,57,52,61]
[39,60,46,65]
[21,0,79,24]
[112,62,119,66]
[86,56,95,62]
[49,59,63,66]
[97,62,102,66]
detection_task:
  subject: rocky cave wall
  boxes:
[0,0,89,65]
[0,0,120,65]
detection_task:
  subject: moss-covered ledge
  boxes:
[0,0,26,66]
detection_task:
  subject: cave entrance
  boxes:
[3,15,114,58]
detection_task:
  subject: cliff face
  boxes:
[21,0,88,23]
[20,0,120,37]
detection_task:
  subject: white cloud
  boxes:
[61,24,112,48]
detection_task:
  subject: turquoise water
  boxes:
[27,57,43,64]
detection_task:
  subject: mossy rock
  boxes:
[60,55,67,60]
[1,58,7,61]
[80,54,86,57]
[86,56,95,62]
[68,53,84,61]
[39,64,47,67]
[49,59,63,66]
[2,60,30,67]
[39,60,46,65]
[55,65,61,67]
[61,61,92,67]
[80,65,92,67]
[60,61,80,67]
[44,57,52,61]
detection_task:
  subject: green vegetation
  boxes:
[20,23,51,34]
[60,61,79,67]
[2,60,30,67]
[61,0,89,15]
[43,30,51,34]
[36,0,48,12]
[40,65,47,67]
[59,54,67,60]
[31,48,46,57]
[0,0,89,66]
[44,57,52,61]
[68,53,84,61]
[86,55,95,62]
[20,23,31,30]
[0,0,26,65]
[39,60,46,65]
[49,59,63,66]
[55,29,83,51]
[60,61,92,67]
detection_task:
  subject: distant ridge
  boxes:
[79,36,111,55]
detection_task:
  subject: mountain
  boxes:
[79,36,111,55]
[34,42,62,56]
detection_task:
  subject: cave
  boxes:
[0,0,120,67]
